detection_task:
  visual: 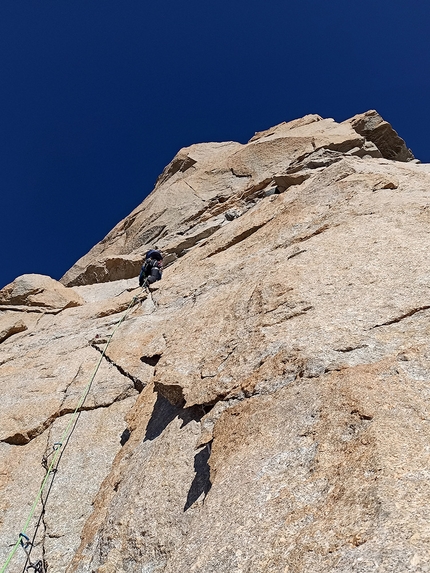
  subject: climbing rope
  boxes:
[0,286,146,573]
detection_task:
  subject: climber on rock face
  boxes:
[139,247,163,287]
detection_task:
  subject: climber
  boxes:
[139,248,163,287]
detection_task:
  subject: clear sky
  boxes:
[1,0,429,288]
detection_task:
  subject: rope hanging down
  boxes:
[0,286,147,573]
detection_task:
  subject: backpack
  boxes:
[140,257,163,279]
[141,259,154,278]
[139,250,163,286]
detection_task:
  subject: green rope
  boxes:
[0,287,144,573]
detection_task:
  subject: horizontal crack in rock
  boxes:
[1,392,135,446]
[372,306,430,328]
[287,249,307,260]
[276,223,332,250]
[334,344,368,353]
[0,306,62,314]
[291,224,331,245]
[230,167,252,178]
[207,220,272,258]
[261,305,314,326]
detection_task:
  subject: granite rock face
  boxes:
[344,110,415,162]
[1,112,430,573]
[60,110,413,288]
[0,274,85,310]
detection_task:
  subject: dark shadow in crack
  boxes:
[144,393,205,441]
[178,404,205,429]
[140,354,162,367]
[120,428,131,446]
[144,393,181,441]
[184,442,212,511]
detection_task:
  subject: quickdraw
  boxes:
[19,534,44,573]
[41,443,62,473]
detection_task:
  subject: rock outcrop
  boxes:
[344,110,415,162]
[1,111,429,573]
[0,317,27,344]
[0,274,85,310]
[60,111,414,288]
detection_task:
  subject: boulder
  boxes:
[63,255,143,287]
[0,274,84,309]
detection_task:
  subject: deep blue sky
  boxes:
[1,0,430,288]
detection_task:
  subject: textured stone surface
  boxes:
[61,111,413,288]
[0,316,27,344]
[0,274,84,309]
[1,112,430,573]
[0,281,141,572]
[344,110,415,162]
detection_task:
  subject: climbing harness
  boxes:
[0,286,147,573]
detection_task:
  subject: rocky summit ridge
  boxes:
[1,110,429,573]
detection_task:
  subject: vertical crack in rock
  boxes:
[184,180,205,200]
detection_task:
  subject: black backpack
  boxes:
[141,259,152,277]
